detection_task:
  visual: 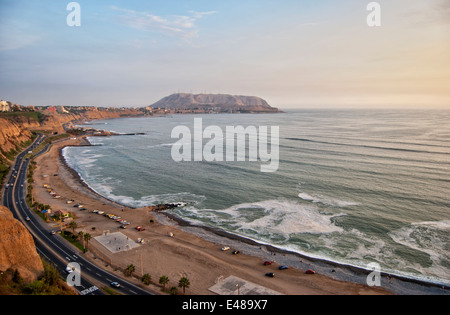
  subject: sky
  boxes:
[0,0,449,109]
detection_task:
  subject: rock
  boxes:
[152,93,282,113]
[0,206,44,282]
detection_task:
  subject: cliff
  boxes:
[0,117,35,162]
[152,93,282,112]
[0,205,44,282]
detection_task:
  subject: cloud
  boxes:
[111,6,216,41]
[0,22,40,51]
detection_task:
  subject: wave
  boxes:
[286,137,450,155]
[175,199,345,238]
[388,220,450,284]
[147,142,176,149]
[298,192,360,208]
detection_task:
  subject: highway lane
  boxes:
[3,135,152,296]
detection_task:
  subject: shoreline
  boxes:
[55,137,449,295]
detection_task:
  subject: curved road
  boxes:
[2,134,152,296]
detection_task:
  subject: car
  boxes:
[25,217,30,221]
[263,261,272,266]
[265,272,275,278]
[120,224,127,229]
[305,269,316,275]
[221,246,230,251]
[110,282,121,288]
[135,226,145,231]
[279,266,289,270]
[50,231,56,235]
[65,266,74,274]
[232,250,240,255]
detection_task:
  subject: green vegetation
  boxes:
[0,111,45,123]
[0,158,9,185]
[60,231,86,252]
[29,133,70,157]
[0,132,37,184]
[141,273,152,285]
[124,264,136,277]
[159,275,169,290]
[0,259,76,295]
[178,277,190,295]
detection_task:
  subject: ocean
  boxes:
[62,109,450,286]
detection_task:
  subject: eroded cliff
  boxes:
[0,205,44,282]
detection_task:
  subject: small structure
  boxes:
[54,209,69,218]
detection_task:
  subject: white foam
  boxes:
[388,220,450,284]
[298,191,359,207]
[181,199,345,236]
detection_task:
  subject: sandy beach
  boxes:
[31,136,395,295]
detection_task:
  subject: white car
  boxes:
[221,246,230,251]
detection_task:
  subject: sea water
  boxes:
[63,109,450,285]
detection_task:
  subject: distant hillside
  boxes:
[152,93,282,113]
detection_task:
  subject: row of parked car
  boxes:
[221,245,315,278]
[91,209,131,229]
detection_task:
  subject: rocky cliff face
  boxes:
[0,117,34,161]
[152,93,281,112]
[0,206,44,282]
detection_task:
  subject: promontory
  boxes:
[151,93,282,113]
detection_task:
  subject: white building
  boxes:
[0,100,11,112]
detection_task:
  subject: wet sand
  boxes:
[30,136,447,295]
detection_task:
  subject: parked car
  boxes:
[305,269,316,275]
[265,272,275,278]
[135,226,145,231]
[65,266,74,274]
[279,266,289,270]
[232,250,240,255]
[221,246,230,251]
[263,261,272,266]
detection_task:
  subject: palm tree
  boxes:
[83,233,91,251]
[78,231,84,248]
[178,277,190,295]
[159,275,169,290]
[125,264,135,277]
[141,273,151,285]
[69,221,77,234]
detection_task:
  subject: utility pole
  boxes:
[140,254,143,277]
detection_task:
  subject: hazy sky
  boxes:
[1,0,449,109]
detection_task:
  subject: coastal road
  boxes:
[2,135,153,296]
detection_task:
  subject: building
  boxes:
[0,100,11,112]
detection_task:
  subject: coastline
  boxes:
[34,134,449,295]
